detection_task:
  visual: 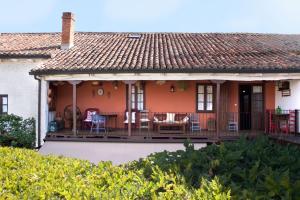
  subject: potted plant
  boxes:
[207,118,216,131]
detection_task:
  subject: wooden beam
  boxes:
[44,73,300,81]
[72,83,77,136]
[128,83,132,136]
[216,81,222,140]
[69,81,81,136]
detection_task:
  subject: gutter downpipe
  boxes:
[34,75,42,148]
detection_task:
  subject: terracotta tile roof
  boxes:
[1,32,300,74]
[0,33,60,58]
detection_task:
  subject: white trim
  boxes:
[42,73,300,81]
[40,80,49,145]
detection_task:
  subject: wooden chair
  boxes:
[139,110,150,132]
[124,110,137,130]
[227,113,238,132]
[190,113,201,132]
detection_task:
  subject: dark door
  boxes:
[239,85,252,130]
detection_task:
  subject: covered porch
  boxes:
[40,73,279,143]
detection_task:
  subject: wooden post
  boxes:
[68,81,81,136]
[128,83,132,137]
[72,83,77,136]
[216,82,221,140]
[212,80,225,141]
[123,80,136,137]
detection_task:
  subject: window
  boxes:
[127,85,145,111]
[0,95,8,115]
[197,84,214,112]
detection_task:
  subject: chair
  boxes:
[90,114,106,133]
[82,108,100,130]
[190,113,201,132]
[139,110,150,132]
[279,110,296,134]
[228,113,238,132]
[124,111,137,129]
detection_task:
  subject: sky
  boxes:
[0,0,300,33]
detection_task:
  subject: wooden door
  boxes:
[251,85,264,130]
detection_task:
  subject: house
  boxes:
[1,12,300,147]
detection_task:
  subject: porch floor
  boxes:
[45,129,262,143]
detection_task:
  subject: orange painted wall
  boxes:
[227,81,239,113]
[53,80,275,129]
[55,81,126,115]
[146,81,196,112]
[265,82,275,110]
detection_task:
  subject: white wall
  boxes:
[275,80,300,110]
[40,79,49,145]
[0,59,44,145]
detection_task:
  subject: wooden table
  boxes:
[100,113,118,131]
[157,122,186,134]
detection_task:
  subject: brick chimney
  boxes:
[61,12,75,50]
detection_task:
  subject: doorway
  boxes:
[239,85,252,130]
[239,84,264,131]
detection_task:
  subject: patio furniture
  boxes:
[139,110,150,132]
[82,108,100,130]
[153,113,189,134]
[157,122,186,134]
[273,110,296,134]
[90,114,106,133]
[273,113,290,134]
[101,113,118,131]
[190,113,201,132]
[227,113,238,132]
[124,110,137,129]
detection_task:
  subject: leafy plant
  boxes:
[131,136,300,199]
[0,147,230,199]
[0,114,35,148]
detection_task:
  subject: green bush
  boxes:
[131,137,300,199]
[1,137,298,199]
[0,114,35,148]
[0,147,230,199]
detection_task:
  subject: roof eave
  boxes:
[29,67,300,76]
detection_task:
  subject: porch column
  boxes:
[128,83,132,136]
[68,81,81,136]
[212,80,226,140]
[123,80,136,137]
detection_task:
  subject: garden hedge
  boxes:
[0,137,299,199]
[0,147,229,199]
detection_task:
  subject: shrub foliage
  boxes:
[0,147,229,199]
[0,114,35,148]
[132,137,300,199]
[0,137,299,199]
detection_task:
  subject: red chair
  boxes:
[280,110,296,134]
[82,108,100,130]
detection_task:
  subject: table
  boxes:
[100,114,118,131]
[157,122,186,134]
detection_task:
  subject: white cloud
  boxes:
[103,0,183,22]
[0,0,57,27]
